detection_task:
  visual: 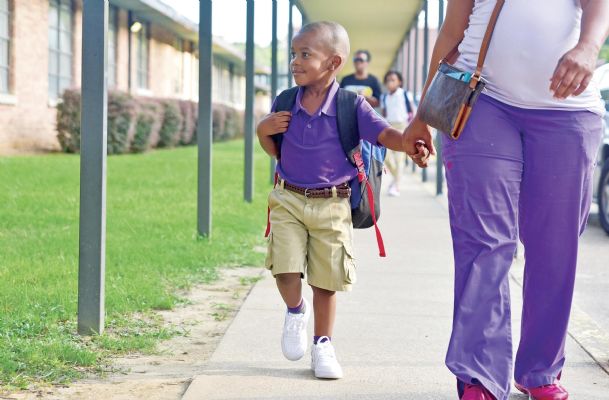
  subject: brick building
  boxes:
[0,0,267,154]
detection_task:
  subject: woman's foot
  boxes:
[514,381,569,400]
[461,384,495,400]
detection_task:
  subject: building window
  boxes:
[108,5,118,88]
[0,0,10,94]
[48,0,73,101]
[136,22,149,89]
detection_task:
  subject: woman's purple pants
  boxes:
[441,94,603,400]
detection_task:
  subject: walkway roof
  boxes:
[295,0,422,79]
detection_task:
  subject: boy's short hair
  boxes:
[297,21,351,61]
[355,50,372,62]
[384,70,404,87]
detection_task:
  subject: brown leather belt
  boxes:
[280,179,351,199]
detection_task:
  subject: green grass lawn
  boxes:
[0,141,272,388]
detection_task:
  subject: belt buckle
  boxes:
[304,188,311,198]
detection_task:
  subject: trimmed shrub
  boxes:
[211,104,245,142]
[212,105,227,142]
[55,88,245,154]
[131,101,162,153]
[178,100,195,145]
[107,91,136,155]
[157,100,183,148]
[190,101,199,145]
[56,89,81,153]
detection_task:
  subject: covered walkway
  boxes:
[75,0,435,335]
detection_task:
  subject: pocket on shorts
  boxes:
[264,233,273,269]
[342,243,357,285]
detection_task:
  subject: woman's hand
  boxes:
[550,42,599,99]
[256,111,291,137]
[402,116,435,168]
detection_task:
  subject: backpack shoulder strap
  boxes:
[271,86,299,157]
[275,86,299,112]
[403,90,413,113]
[336,88,360,165]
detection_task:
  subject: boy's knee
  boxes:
[275,272,302,285]
[311,285,336,296]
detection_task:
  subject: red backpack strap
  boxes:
[354,151,386,257]
[363,178,386,257]
[265,172,279,237]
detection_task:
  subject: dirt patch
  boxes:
[6,267,265,400]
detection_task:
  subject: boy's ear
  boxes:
[330,54,343,71]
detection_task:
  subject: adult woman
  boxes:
[403,1,609,399]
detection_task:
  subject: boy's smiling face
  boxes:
[290,30,342,87]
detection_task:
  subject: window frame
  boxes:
[48,0,74,102]
[0,0,11,95]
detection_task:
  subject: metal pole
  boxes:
[406,29,411,92]
[270,0,278,183]
[436,0,445,195]
[78,0,108,336]
[422,0,429,182]
[287,0,294,87]
[412,19,419,173]
[198,0,213,236]
[244,0,255,202]
[402,41,407,79]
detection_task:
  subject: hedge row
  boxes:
[56,89,245,154]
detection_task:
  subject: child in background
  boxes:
[256,22,409,379]
[381,71,414,197]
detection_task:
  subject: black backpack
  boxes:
[267,86,387,257]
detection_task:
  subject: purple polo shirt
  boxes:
[271,80,389,189]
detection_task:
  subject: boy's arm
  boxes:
[377,127,405,151]
[258,134,278,157]
[256,111,291,157]
[356,95,404,151]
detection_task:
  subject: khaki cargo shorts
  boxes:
[265,184,357,292]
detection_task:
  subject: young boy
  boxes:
[256,21,408,379]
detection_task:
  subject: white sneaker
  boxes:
[311,337,343,379]
[281,298,310,361]
[388,185,401,197]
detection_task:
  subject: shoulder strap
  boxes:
[403,91,413,113]
[443,0,505,86]
[336,88,360,165]
[272,86,299,158]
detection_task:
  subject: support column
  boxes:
[287,0,294,87]
[422,0,429,182]
[197,0,213,236]
[244,0,255,202]
[78,0,109,336]
[270,0,278,183]
[436,0,445,195]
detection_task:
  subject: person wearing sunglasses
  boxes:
[340,50,382,107]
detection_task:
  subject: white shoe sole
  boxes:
[313,366,343,379]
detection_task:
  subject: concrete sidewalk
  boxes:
[182,173,609,400]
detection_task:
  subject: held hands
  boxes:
[402,116,435,168]
[256,111,291,137]
[550,42,598,99]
